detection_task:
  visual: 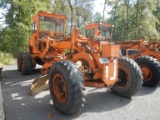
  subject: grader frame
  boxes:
[17,11,142,115]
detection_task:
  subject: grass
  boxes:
[0,51,16,65]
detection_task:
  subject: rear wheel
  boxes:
[110,57,143,98]
[49,60,85,115]
[21,53,32,75]
[31,59,36,69]
[17,52,24,71]
[135,56,160,87]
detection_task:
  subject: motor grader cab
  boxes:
[29,11,66,54]
[120,37,160,87]
[17,11,142,115]
[85,22,113,41]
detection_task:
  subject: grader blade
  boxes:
[30,75,49,96]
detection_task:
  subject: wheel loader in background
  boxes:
[85,22,160,87]
[17,11,142,115]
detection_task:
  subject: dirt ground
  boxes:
[1,64,160,120]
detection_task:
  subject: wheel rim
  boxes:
[52,74,67,103]
[116,69,129,88]
[140,65,152,81]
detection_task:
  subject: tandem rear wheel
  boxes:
[17,52,36,75]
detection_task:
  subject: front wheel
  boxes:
[49,60,86,115]
[110,57,143,98]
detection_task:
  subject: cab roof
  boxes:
[32,11,67,21]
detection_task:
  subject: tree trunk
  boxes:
[136,0,139,39]
[102,0,106,21]
[68,0,73,35]
[75,0,80,28]
[126,0,129,39]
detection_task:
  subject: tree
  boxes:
[93,12,103,22]
[0,0,53,56]
[108,0,159,40]
[154,0,160,35]
[67,0,93,35]
[0,0,94,56]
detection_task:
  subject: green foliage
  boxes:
[154,0,160,34]
[0,0,93,58]
[1,0,160,64]
[65,0,93,35]
[0,51,15,65]
[0,0,53,57]
[94,12,103,22]
[64,49,70,55]
[107,0,160,40]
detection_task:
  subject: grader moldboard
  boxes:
[17,11,142,115]
[85,22,160,87]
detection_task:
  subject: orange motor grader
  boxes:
[17,11,142,115]
[120,37,160,87]
[85,22,160,87]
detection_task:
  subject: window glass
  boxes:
[40,16,64,32]
[121,49,126,56]
[98,25,111,37]
[128,50,139,56]
[32,22,37,31]
[86,29,90,37]
[91,28,94,37]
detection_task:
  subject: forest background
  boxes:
[0,0,160,64]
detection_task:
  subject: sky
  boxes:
[93,0,111,19]
[0,9,6,26]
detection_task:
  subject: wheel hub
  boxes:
[140,65,152,81]
[52,74,67,103]
[116,69,129,88]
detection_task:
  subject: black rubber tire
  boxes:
[135,56,160,87]
[32,64,36,69]
[110,57,143,98]
[49,60,86,115]
[31,59,36,69]
[21,53,32,75]
[17,52,24,71]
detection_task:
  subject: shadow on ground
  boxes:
[1,67,132,120]
[135,85,157,96]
